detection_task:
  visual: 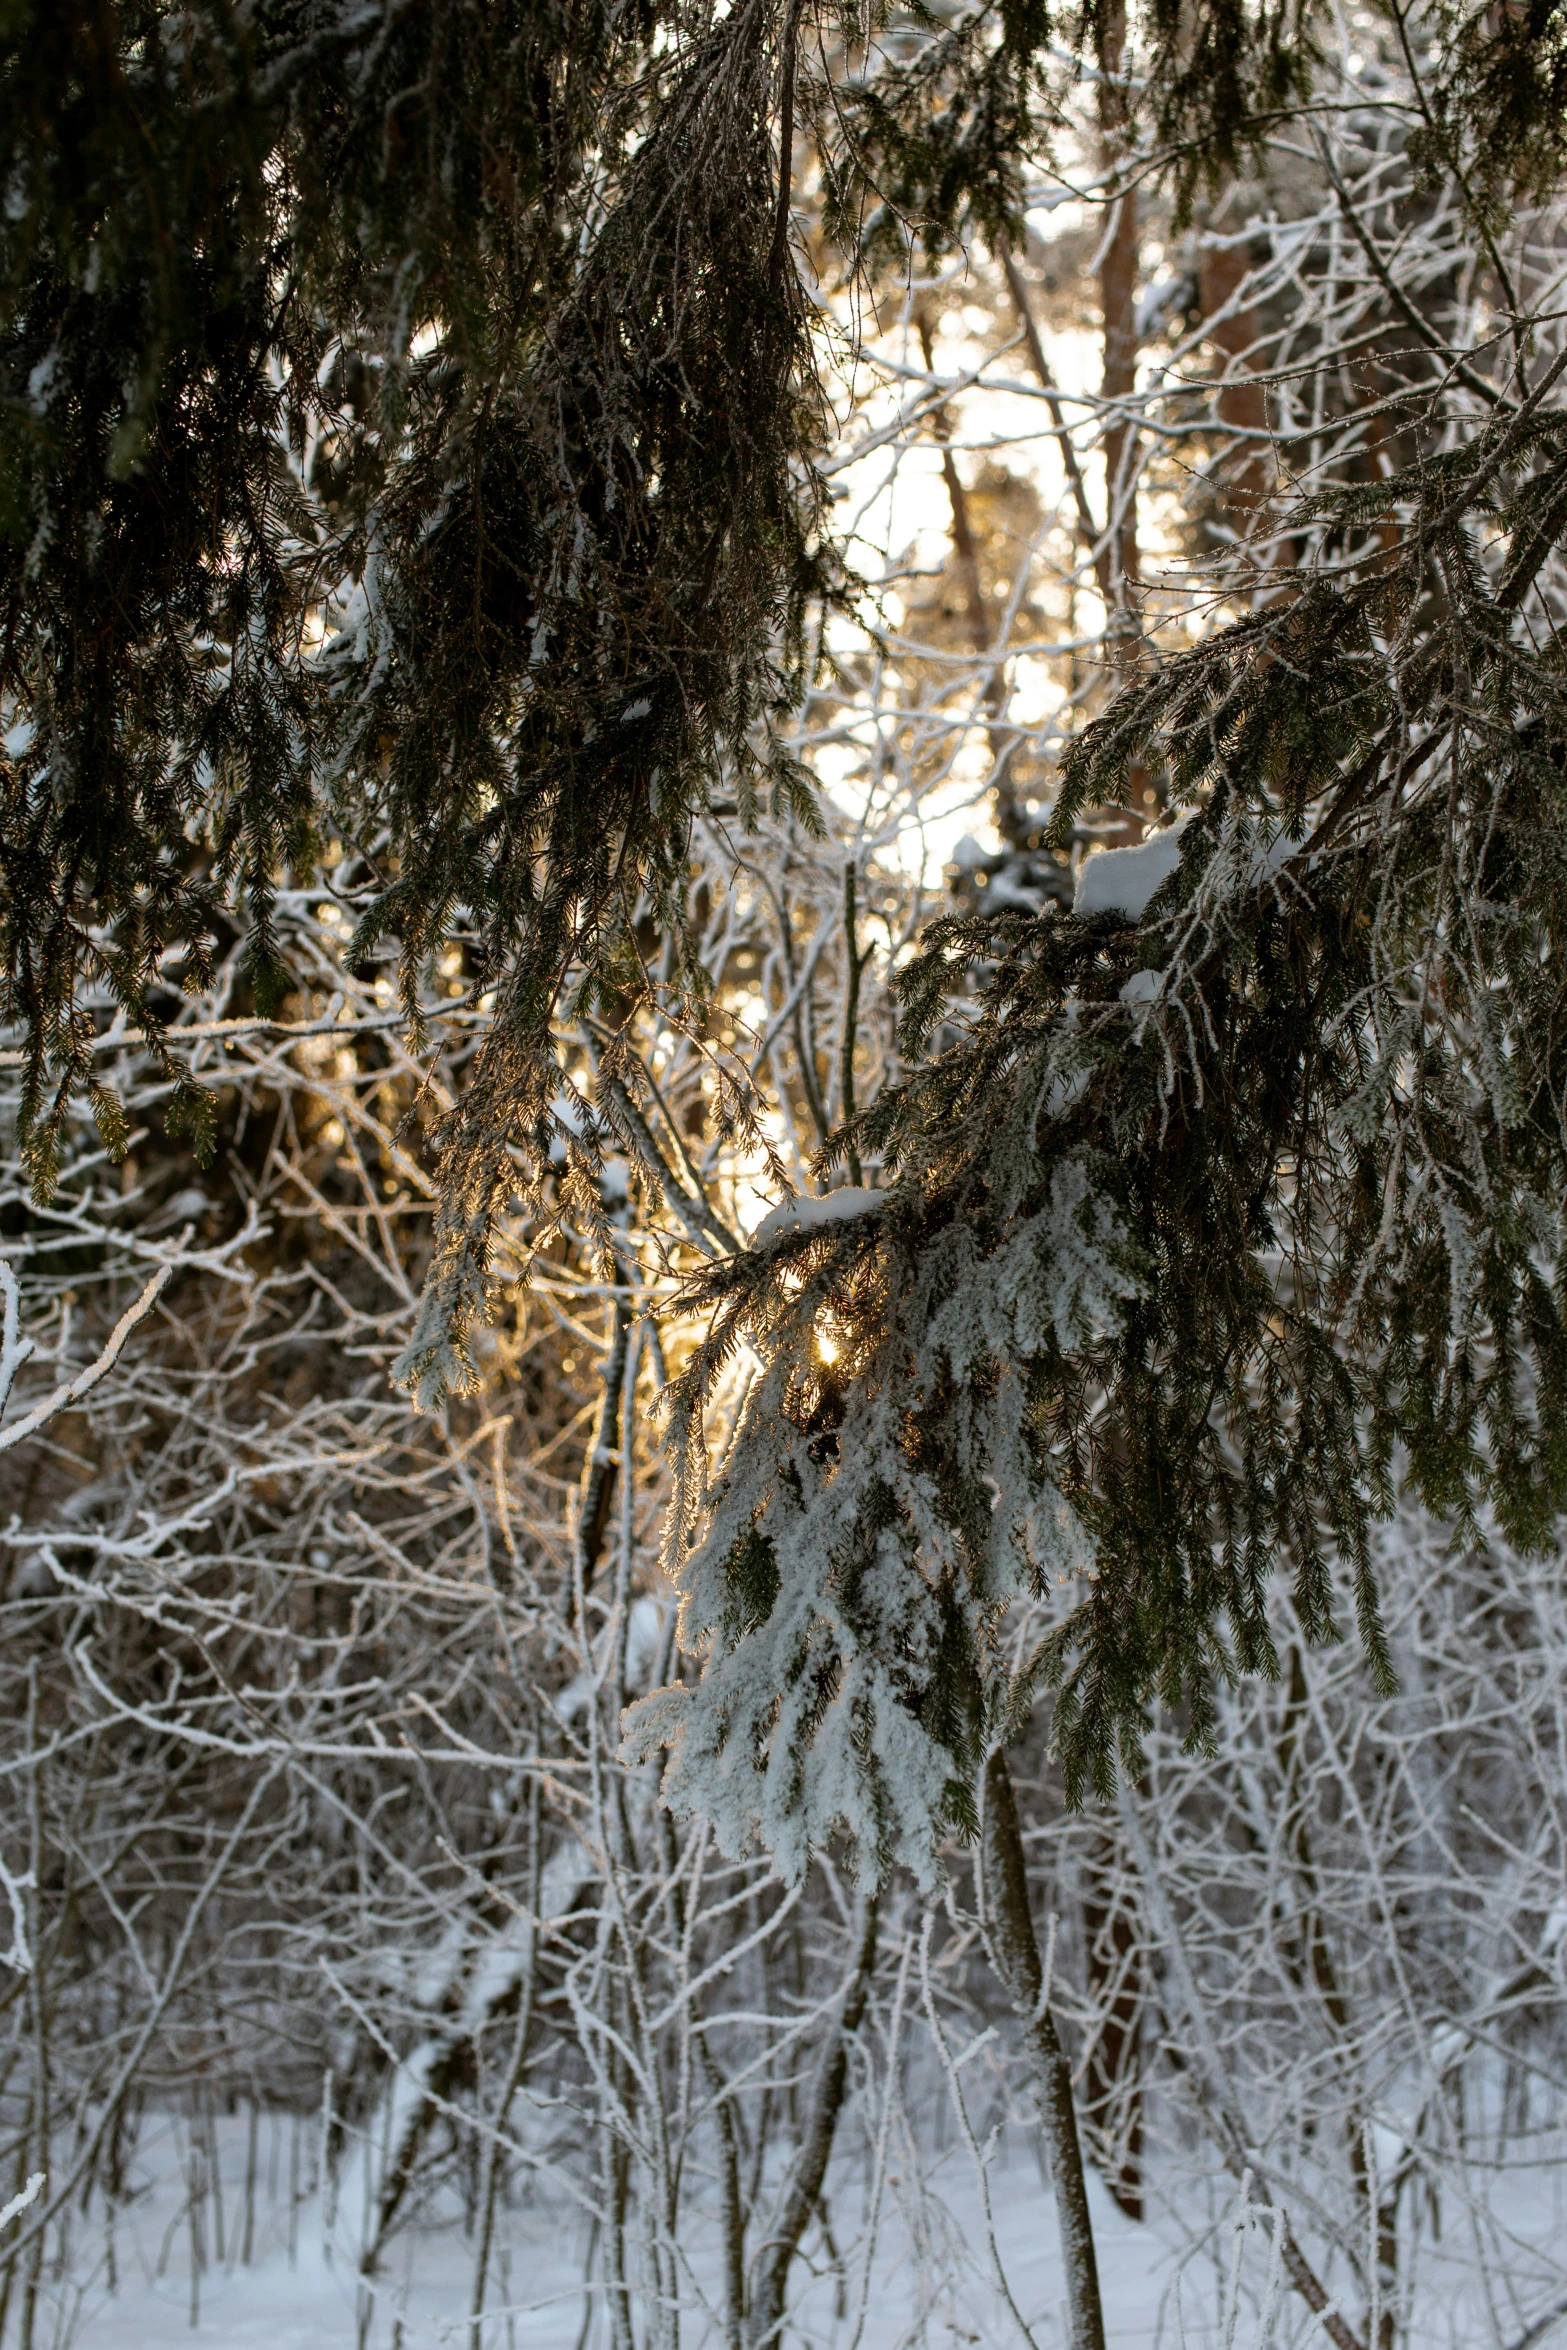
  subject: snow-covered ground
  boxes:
[34,2103,1567,2350]
[35,2148,1156,2350]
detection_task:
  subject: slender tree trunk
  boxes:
[1097,0,1140,657]
[577,1286,635,1599]
[746,1896,877,2350]
[654,1806,744,2350]
[999,240,1112,604]
[1198,232,1274,535]
[1278,1649,1396,2350]
[1082,1833,1143,2220]
[470,1773,544,2350]
[981,1750,1106,2350]
[914,309,1028,846]
[605,2072,635,2350]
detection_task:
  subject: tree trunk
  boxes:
[1199,233,1274,535]
[1097,0,1140,655]
[1083,1832,1144,2220]
[915,308,1027,847]
[746,1895,877,2350]
[981,1749,1106,2350]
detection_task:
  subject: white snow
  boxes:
[0,2171,44,2235]
[1074,813,1194,921]
[1118,969,1164,1005]
[752,1186,883,1246]
[56,2112,1567,2350]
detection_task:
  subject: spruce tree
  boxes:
[625,6,1567,1856]
[641,363,1567,1833]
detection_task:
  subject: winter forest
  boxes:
[3,3,1567,2347]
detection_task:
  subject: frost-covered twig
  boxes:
[0,1252,177,1454]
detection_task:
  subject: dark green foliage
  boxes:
[821,0,1320,262]
[638,4,1567,1841]
[720,1520,784,1641]
[366,8,836,1401]
[0,0,312,1180]
[1417,0,1567,218]
[0,0,828,1311]
[820,0,1057,260]
[1138,0,1317,209]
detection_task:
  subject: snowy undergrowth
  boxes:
[29,2094,1567,2350]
